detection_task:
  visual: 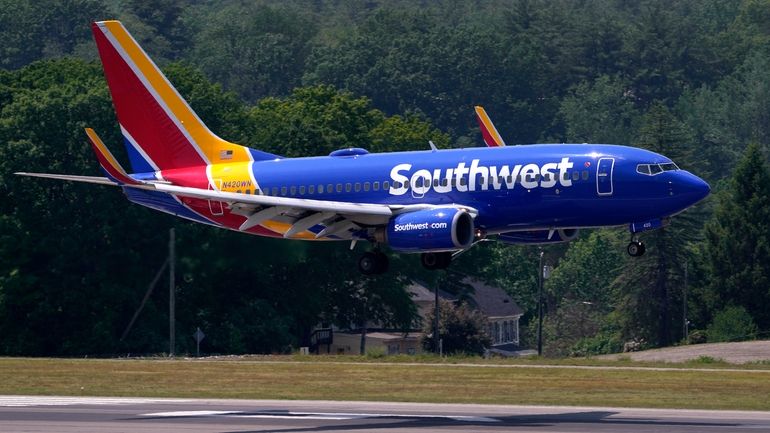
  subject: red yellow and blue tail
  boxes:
[475,106,507,147]
[91,20,278,173]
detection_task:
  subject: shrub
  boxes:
[706,306,758,342]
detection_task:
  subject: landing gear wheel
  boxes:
[627,241,646,257]
[358,251,388,275]
[420,252,453,270]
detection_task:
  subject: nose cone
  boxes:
[678,171,711,206]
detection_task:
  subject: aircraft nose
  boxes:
[677,171,710,205]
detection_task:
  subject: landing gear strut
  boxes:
[358,250,389,275]
[627,237,646,257]
[420,252,452,270]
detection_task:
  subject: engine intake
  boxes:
[384,208,474,252]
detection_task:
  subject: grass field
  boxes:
[1,357,769,410]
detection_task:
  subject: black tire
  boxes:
[359,251,389,275]
[627,241,645,257]
[421,252,452,270]
[358,252,379,275]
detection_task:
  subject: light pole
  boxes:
[537,250,551,356]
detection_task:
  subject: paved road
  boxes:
[1,396,769,433]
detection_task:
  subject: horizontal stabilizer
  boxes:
[85,128,142,185]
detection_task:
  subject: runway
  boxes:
[1,396,769,433]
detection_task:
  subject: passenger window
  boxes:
[442,178,449,187]
[281,186,287,195]
[272,187,278,196]
[479,177,485,185]
[354,182,361,192]
[572,171,579,181]
[364,182,370,191]
[563,172,569,181]
[507,175,513,183]
[327,184,333,193]
[373,181,380,191]
[534,174,541,182]
[345,183,352,192]
[299,186,306,195]
[433,178,439,187]
[336,184,342,193]
[460,177,467,186]
[290,186,296,195]
[383,181,390,190]
[309,185,315,194]
[582,171,589,180]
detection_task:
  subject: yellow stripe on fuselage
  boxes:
[101,21,252,164]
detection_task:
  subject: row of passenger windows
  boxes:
[636,162,679,175]
[234,170,592,196]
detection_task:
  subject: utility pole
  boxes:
[537,250,544,356]
[683,260,688,341]
[169,228,175,357]
[434,277,440,354]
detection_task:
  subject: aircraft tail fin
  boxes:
[90,21,279,173]
[474,106,507,147]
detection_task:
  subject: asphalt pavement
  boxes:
[1,396,769,433]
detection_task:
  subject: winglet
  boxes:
[85,128,142,185]
[475,106,506,147]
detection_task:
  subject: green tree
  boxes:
[421,299,490,355]
[702,143,770,330]
[706,306,758,342]
[610,103,704,347]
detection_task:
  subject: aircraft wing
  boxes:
[15,171,477,239]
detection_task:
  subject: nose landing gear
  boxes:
[627,235,646,257]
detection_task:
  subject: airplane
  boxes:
[16,21,711,275]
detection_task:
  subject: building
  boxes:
[313,277,525,356]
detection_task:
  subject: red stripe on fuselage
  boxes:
[92,24,206,170]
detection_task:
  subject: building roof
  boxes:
[408,278,524,319]
[460,277,524,317]
[406,280,456,303]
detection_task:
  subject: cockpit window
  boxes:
[637,162,678,176]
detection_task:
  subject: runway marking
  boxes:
[0,396,192,407]
[141,410,500,423]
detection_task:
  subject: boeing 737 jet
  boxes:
[16,21,711,275]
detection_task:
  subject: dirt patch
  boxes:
[598,340,770,364]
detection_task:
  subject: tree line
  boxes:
[1,0,769,356]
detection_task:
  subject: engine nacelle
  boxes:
[498,229,579,245]
[384,207,475,253]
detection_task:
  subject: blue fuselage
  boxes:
[248,143,710,234]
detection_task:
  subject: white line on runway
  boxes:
[140,410,500,422]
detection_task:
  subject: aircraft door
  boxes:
[208,179,224,216]
[596,158,614,196]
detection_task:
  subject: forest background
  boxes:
[1,0,769,357]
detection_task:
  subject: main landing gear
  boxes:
[627,236,646,257]
[358,250,389,275]
[420,252,452,270]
